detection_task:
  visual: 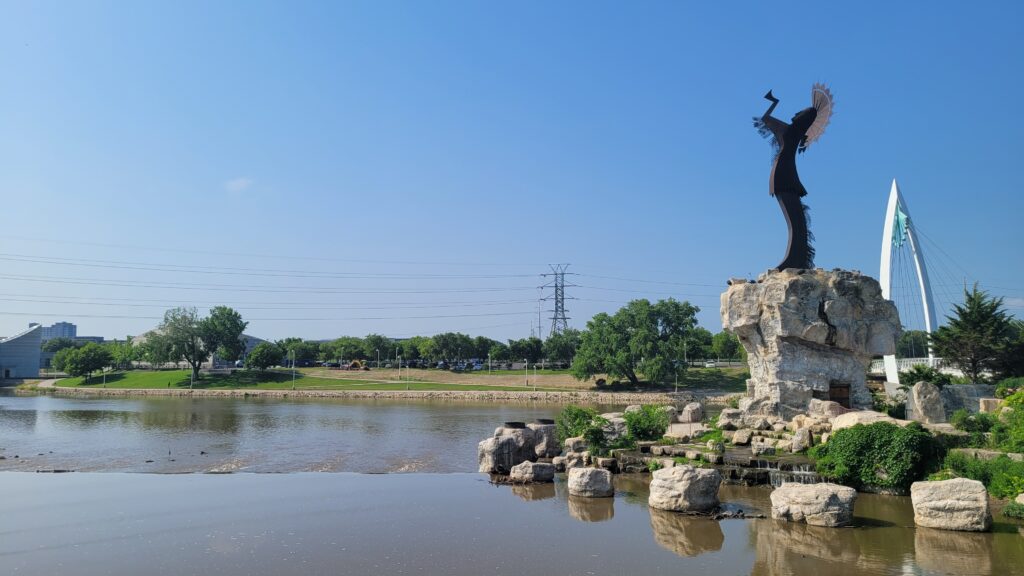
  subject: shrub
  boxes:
[647,460,663,472]
[944,451,1024,499]
[579,415,609,456]
[1004,501,1024,519]
[556,405,599,443]
[996,377,1024,399]
[899,364,952,388]
[950,409,997,434]
[808,422,943,492]
[696,427,724,445]
[623,405,670,441]
[873,392,906,419]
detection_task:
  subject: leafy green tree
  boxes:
[686,327,714,361]
[472,336,499,360]
[488,341,510,362]
[399,336,427,361]
[543,329,581,364]
[994,319,1024,379]
[432,332,473,362]
[275,338,319,364]
[57,343,113,381]
[711,331,740,360]
[571,298,699,386]
[42,337,79,353]
[246,342,283,371]
[159,307,209,380]
[362,334,395,365]
[931,286,1015,383]
[509,337,543,364]
[106,337,138,370]
[140,334,174,369]
[328,336,366,362]
[200,306,248,362]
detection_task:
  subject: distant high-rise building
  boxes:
[40,322,77,342]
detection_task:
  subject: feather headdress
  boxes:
[802,83,834,150]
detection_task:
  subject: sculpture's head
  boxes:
[791,107,818,133]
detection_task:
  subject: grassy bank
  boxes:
[298,366,748,393]
[56,370,564,392]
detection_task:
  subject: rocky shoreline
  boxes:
[36,386,689,405]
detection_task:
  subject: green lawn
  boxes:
[56,370,564,392]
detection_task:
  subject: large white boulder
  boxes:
[717,409,744,430]
[909,381,947,424]
[911,478,992,532]
[648,465,722,512]
[770,482,857,527]
[508,461,555,483]
[830,411,907,431]
[678,403,704,424]
[568,467,614,498]
[791,428,813,453]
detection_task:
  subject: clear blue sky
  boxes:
[1,1,1021,342]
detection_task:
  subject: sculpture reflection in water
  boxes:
[567,495,614,523]
[648,509,724,558]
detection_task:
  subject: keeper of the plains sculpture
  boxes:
[754,83,834,271]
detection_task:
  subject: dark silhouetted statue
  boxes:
[754,84,833,270]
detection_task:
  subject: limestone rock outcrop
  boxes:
[509,461,555,483]
[568,467,614,498]
[911,478,992,532]
[678,403,704,424]
[648,465,722,512]
[721,269,900,419]
[527,419,560,458]
[909,381,946,424]
[477,423,537,474]
[770,482,857,527]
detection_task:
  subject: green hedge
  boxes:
[943,451,1024,499]
[556,405,599,443]
[808,422,942,493]
[623,405,670,441]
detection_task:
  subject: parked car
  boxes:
[704,361,717,368]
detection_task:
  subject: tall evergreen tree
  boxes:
[930,285,1014,383]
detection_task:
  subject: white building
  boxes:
[0,324,42,379]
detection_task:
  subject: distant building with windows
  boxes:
[1,324,42,379]
[41,321,77,341]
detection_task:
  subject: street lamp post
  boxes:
[524,359,528,387]
[487,353,491,376]
[290,349,296,390]
[376,349,380,369]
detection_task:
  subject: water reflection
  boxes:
[648,509,723,557]
[568,495,614,522]
[511,483,556,502]
[915,527,992,575]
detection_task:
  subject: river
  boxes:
[2,393,1023,575]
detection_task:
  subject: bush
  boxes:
[997,377,1024,399]
[899,364,952,388]
[944,451,1024,499]
[582,416,610,456]
[726,396,740,409]
[647,460,663,472]
[808,422,943,492]
[556,405,599,443]
[623,405,670,441]
[1004,501,1024,519]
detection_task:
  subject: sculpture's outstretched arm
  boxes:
[760,90,787,140]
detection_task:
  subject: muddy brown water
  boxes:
[2,393,1024,575]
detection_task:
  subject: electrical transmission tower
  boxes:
[540,264,574,337]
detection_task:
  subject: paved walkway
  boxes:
[36,379,60,389]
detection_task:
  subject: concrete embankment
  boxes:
[43,386,692,405]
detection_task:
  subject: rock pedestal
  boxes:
[770,482,857,527]
[568,467,614,498]
[648,465,722,512]
[911,478,992,532]
[477,423,537,474]
[509,461,555,483]
[721,269,900,419]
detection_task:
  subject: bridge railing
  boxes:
[868,357,952,375]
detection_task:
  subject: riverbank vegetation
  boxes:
[55,370,563,392]
[809,422,943,493]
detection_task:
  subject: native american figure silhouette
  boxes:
[754,84,834,270]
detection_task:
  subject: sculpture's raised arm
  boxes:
[760,90,787,138]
